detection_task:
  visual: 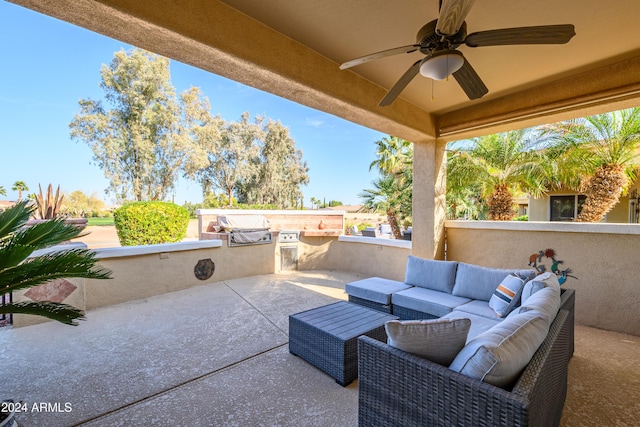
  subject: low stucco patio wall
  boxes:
[445,220,640,336]
[298,235,411,281]
[12,235,409,327]
[15,223,638,336]
[12,239,277,327]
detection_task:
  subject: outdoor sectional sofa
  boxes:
[346,256,575,426]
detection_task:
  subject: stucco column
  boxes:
[412,139,447,259]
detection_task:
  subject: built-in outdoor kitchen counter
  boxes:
[197,209,345,242]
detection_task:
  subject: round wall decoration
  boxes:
[194,258,215,281]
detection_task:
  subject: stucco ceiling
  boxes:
[10,0,640,142]
[221,0,636,112]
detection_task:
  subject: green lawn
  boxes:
[87,217,115,226]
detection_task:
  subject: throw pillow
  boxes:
[385,317,471,366]
[521,271,560,304]
[489,274,526,318]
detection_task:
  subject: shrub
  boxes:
[514,214,529,221]
[357,222,373,231]
[114,201,189,246]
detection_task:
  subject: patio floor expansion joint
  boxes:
[70,343,289,427]
[224,281,289,337]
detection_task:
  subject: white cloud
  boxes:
[305,117,325,127]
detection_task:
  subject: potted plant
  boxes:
[0,201,111,425]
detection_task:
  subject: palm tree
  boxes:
[12,181,29,201]
[359,175,407,239]
[369,136,413,176]
[447,129,547,220]
[544,108,640,222]
[0,186,6,197]
[0,201,112,325]
[368,136,413,231]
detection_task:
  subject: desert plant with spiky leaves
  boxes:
[35,183,64,219]
[0,201,112,325]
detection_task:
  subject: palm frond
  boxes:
[0,248,112,293]
[0,200,34,240]
[9,219,88,249]
[0,301,85,326]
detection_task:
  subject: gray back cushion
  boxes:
[404,256,458,293]
[449,309,549,389]
[452,263,535,301]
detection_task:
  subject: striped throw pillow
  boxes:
[489,274,526,318]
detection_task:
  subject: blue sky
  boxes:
[0,2,386,206]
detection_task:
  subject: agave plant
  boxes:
[34,183,64,220]
[0,200,111,325]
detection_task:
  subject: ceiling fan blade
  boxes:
[340,44,421,70]
[379,59,422,106]
[436,0,477,36]
[452,58,488,100]
[465,24,575,47]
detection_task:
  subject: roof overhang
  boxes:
[9,0,640,143]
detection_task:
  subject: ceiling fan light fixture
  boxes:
[419,50,464,80]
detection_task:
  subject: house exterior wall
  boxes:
[529,196,549,221]
[530,191,632,223]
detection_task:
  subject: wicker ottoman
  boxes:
[289,301,398,386]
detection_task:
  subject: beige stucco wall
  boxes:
[445,220,640,336]
[12,278,86,328]
[13,240,277,327]
[607,195,630,223]
[14,236,409,327]
[13,228,640,336]
[528,196,549,221]
[298,236,411,281]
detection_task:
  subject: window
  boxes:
[550,195,586,221]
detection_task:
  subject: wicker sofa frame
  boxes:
[357,288,575,427]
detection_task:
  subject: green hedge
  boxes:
[114,201,189,246]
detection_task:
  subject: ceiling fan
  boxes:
[339,0,575,106]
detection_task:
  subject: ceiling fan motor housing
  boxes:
[417,20,466,54]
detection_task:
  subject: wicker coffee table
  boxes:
[289,301,398,386]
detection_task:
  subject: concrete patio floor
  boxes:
[1,270,638,426]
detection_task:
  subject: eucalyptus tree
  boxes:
[236,119,309,208]
[447,129,547,220]
[194,112,264,206]
[70,48,212,202]
[544,108,640,222]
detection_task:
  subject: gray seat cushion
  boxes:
[453,300,501,321]
[345,277,412,305]
[404,256,458,293]
[452,263,535,301]
[441,310,501,342]
[392,287,471,318]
